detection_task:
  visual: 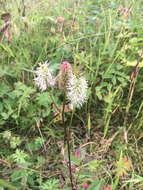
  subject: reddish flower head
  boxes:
[60,61,71,71]
[58,61,73,91]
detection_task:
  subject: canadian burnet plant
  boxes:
[34,60,88,190]
[34,61,88,109]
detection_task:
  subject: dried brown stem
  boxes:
[123,51,143,127]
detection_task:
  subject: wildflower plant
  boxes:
[34,60,88,109]
[34,60,88,190]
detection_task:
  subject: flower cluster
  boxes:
[34,62,55,91]
[66,74,88,109]
[34,61,88,109]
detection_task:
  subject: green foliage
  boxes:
[10,149,29,164]
[0,0,143,189]
[87,181,102,190]
[40,178,60,190]
[0,179,18,190]
[25,137,45,152]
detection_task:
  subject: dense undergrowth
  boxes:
[0,0,143,189]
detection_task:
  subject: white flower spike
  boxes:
[67,74,88,109]
[34,62,55,91]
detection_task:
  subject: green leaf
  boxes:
[95,87,102,100]
[41,179,60,190]
[11,170,27,181]
[25,137,45,152]
[36,92,52,106]
[0,179,18,190]
[88,160,103,171]
[11,149,28,164]
[42,107,51,117]
[1,112,9,120]
[0,82,11,97]
[0,103,3,112]
[0,43,14,57]
[88,180,102,190]
[126,60,143,67]
[78,171,95,178]
[129,37,143,44]
[70,154,81,165]
[13,82,35,98]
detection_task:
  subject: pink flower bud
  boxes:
[56,17,64,23]
[60,61,71,71]
[57,61,73,91]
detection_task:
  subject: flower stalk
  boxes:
[62,93,75,190]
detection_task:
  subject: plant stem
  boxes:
[66,130,75,190]
[68,109,75,190]
[62,93,67,143]
[62,94,75,190]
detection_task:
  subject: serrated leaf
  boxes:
[36,92,52,106]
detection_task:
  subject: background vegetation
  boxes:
[0,0,143,189]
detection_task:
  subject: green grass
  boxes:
[0,0,143,189]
